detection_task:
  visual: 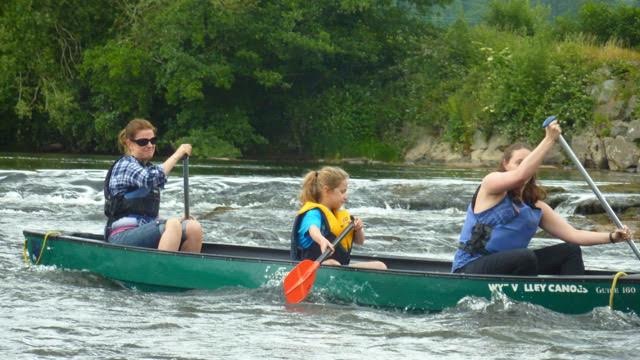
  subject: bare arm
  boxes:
[537,201,632,245]
[475,121,561,212]
[162,144,192,175]
[483,122,561,196]
[308,225,335,253]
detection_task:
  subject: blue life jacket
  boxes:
[451,189,542,272]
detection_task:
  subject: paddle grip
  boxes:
[542,115,557,128]
[316,222,355,264]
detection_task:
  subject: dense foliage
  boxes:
[0,0,639,160]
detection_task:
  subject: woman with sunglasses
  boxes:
[103,118,203,252]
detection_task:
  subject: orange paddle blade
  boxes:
[283,260,321,304]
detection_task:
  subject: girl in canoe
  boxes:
[291,166,387,270]
[452,119,632,275]
[104,118,203,252]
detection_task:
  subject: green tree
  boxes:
[0,0,120,151]
[80,0,450,157]
[483,0,549,36]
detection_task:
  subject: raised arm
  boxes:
[483,121,561,196]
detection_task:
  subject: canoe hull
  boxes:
[23,230,640,314]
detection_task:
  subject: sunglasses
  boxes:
[132,137,157,146]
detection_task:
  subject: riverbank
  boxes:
[4,147,639,176]
[404,121,640,173]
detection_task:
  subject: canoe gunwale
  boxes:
[23,229,640,314]
[23,229,638,282]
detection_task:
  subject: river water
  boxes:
[1,154,639,359]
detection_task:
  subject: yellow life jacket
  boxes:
[296,201,353,253]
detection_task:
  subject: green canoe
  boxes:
[23,230,640,314]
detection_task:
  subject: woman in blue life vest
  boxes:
[452,119,632,275]
[291,166,387,270]
[104,118,203,252]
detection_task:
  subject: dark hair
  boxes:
[498,143,546,205]
[299,166,349,204]
[117,118,156,154]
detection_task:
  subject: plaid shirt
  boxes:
[108,155,167,197]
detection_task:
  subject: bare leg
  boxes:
[180,219,203,253]
[350,261,387,270]
[158,218,181,251]
[321,259,341,266]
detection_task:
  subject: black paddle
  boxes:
[543,115,640,260]
[183,156,190,219]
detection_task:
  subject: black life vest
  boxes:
[104,156,161,238]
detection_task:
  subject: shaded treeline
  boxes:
[1,0,639,160]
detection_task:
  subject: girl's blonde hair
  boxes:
[299,166,349,204]
[117,118,156,154]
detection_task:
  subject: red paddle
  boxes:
[283,222,354,304]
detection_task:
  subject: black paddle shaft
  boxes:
[316,222,355,264]
[183,156,189,219]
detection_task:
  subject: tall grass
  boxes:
[559,33,640,63]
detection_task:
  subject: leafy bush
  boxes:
[170,108,266,158]
[397,19,479,137]
[287,83,405,160]
[483,0,549,36]
[577,1,640,48]
[174,129,241,159]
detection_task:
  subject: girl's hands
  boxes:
[320,238,335,254]
[352,216,366,245]
[353,216,364,233]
